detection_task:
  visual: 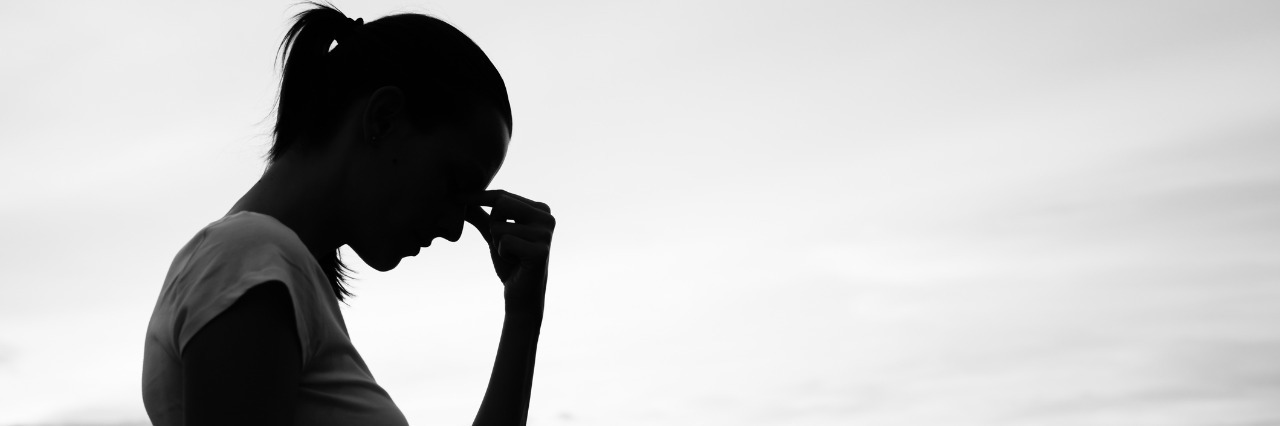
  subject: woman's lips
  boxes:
[407,233,437,257]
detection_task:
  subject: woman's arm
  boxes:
[472,305,543,425]
[182,282,302,426]
[465,190,555,426]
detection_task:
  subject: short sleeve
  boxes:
[170,238,321,370]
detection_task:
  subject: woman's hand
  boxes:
[465,190,554,313]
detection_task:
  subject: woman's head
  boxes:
[272,3,512,299]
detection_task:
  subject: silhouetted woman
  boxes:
[141,4,554,425]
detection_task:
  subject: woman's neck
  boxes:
[229,152,347,259]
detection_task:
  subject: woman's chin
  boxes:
[370,258,401,272]
[352,243,421,272]
[354,250,403,272]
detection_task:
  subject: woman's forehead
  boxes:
[454,105,509,169]
[436,111,506,191]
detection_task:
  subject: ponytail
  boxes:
[272,4,360,161]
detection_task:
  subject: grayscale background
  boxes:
[1,1,1278,425]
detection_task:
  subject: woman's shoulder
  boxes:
[206,211,299,245]
[167,211,323,284]
[199,211,310,260]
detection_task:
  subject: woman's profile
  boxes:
[140,3,554,425]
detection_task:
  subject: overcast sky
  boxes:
[1,1,1278,425]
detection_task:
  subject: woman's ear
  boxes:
[364,86,405,144]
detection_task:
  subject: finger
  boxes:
[489,221,553,243]
[489,198,553,228]
[504,192,552,214]
[465,206,492,242]
[470,191,555,228]
[497,234,549,263]
[464,190,503,207]
[466,190,552,214]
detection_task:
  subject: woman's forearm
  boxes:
[472,307,543,426]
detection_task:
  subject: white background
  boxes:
[1,1,1278,425]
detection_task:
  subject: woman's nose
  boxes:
[442,223,463,242]
[439,208,465,242]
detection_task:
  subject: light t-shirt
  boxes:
[142,211,409,426]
